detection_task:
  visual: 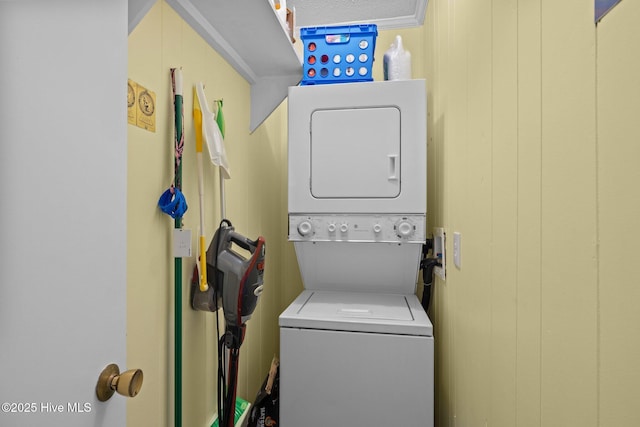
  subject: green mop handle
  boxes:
[171,67,184,427]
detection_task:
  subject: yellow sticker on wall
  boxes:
[127,79,156,132]
[127,80,136,125]
[136,85,156,132]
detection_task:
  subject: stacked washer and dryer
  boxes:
[279,79,434,426]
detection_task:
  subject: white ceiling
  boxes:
[288,0,428,30]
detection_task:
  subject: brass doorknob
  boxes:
[96,364,143,401]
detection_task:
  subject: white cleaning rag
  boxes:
[195,82,231,179]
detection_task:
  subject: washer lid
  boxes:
[279,290,433,336]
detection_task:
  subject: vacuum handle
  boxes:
[228,231,258,253]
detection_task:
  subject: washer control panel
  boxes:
[289,214,426,243]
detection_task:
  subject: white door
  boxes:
[0,2,128,426]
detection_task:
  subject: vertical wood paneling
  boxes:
[596,1,640,425]
[490,1,519,426]
[424,1,455,424]
[460,0,494,425]
[516,0,543,425]
[447,1,470,425]
[539,1,598,425]
[427,0,640,425]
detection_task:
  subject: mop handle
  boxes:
[193,88,208,292]
[196,153,207,292]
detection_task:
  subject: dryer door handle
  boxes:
[388,154,399,180]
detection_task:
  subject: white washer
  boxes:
[280,290,434,427]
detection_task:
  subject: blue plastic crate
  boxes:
[300,24,378,85]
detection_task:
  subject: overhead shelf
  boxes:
[289,0,428,30]
[165,0,303,132]
[131,0,429,132]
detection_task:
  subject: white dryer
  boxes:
[280,80,434,427]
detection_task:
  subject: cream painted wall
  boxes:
[596,3,640,425]
[423,0,640,426]
[127,2,300,426]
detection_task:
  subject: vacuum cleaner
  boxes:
[191,219,266,427]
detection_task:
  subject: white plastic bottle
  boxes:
[383,35,412,80]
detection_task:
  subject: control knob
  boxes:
[327,223,336,233]
[340,223,349,233]
[373,223,382,234]
[396,220,415,238]
[297,220,314,237]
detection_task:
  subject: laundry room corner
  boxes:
[127,2,297,426]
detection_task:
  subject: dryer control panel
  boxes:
[289,214,426,244]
